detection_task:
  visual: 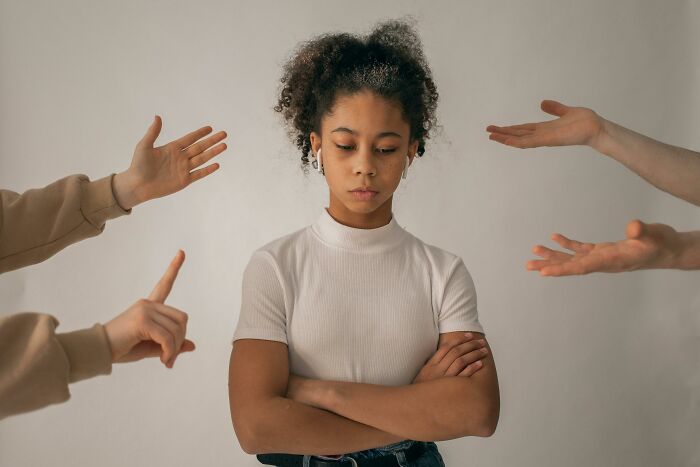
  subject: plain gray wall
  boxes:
[1,0,699,466]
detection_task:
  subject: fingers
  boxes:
[488,133,548,149]
[149,250,186,303]
[139,115,163,148]
[152,302,189,364]
[551,233,594,254]
[486,124,536,136]
[526,259,554,271]
[188,163,220,184]
[143,319,177,365]
[437,338,488,373]
[189,142,227,170]
[173,126,213,149]
[445,347,488,376]
[142,301,190,367]
[532,244,572,261]
[458,360,484,377]
[540,100,569,117]
[149,310,185,367]
[427,332,476,365]
[540,262,590,276]
[183,131,227,159]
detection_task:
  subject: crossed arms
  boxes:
[228,331,499,455]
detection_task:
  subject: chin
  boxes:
[347,204,381,214]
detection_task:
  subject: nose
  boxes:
[353,146,377,177]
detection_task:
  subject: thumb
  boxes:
[139,115,163,148]
[180,339,196,353]
[540,100,569,117]
[626,219,646,239]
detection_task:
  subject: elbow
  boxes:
[474,409,499,437]
[472,397,500,438]
[230,406,266,455]
[231,409,282,455]
[232,412,275,455]
[447,393,499,439]
[233,420,267,455]
[232,419,258,454]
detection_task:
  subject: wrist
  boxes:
[671,231,700,270]
[590,116,614,155]
[112,170,144,210]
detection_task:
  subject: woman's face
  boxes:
[310,90,418,228]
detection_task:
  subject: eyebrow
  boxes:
[331,127,402,138]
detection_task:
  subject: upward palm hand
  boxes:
[486,100,603,149]
[527,220,678,276]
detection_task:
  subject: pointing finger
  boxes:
[149,250,186,303]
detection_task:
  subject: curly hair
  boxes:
[274,19,439,169]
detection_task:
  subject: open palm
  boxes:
[527,220,677,276]
[129,116,227,202]
[487,100,603,149]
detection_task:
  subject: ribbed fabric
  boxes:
[233,208,484,386]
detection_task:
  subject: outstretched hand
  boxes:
[104,250,195,368]
[486,100,604,149]
[113,116,228,209]
[527,220,680,276]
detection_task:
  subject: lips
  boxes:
[349,188,379,201]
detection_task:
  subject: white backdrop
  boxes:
[1,1,699,466]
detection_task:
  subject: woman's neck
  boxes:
[327,194,393,229]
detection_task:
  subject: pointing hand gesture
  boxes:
[104,250,194,368]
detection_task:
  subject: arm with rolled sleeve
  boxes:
[0,173,130,274]
[0,173,127,419]
[0,313,113,420]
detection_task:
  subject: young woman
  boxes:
[229,20,499,467]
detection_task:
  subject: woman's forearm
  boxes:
[594,119,700,206]
[234,395,403,455]
[294,376,499,441]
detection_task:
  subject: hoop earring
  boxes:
[401,155,410,180]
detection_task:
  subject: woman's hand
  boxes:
[104,250,194,368]
[412,332,488,383]
[527,220,681,276]
[486,100,604,149]
[112,116,228,209]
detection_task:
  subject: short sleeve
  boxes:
[233,251,288,345]
[438,258,484,335]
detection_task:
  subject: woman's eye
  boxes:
[335,144,354,151]
[377,148,397,154]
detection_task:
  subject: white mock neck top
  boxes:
[233,209,484,386]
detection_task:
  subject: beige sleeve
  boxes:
[0,312,113,420]
[0,174,131,274]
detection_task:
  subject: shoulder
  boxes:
[404,231,464,272]
[247,225,312,271]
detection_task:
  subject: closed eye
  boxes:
[335,144,354,151]
[377,148,397,154]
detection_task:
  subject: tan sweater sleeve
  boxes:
[0,174,131,274]
[0,312,113,420]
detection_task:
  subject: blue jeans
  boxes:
[301,440,445,467]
